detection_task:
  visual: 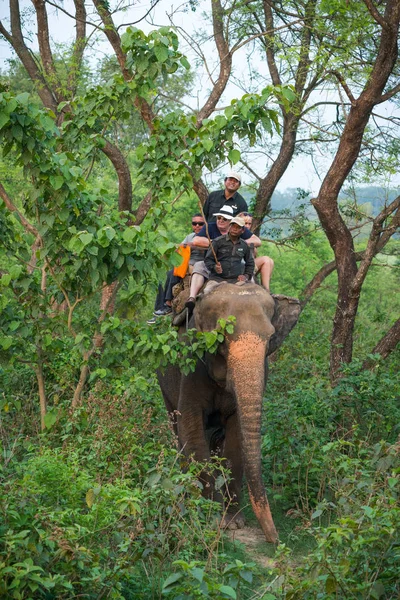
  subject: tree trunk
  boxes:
[36,348,47,431]
[253,115,299,232]
[311,0,400,384]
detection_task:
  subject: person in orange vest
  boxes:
[147,214,206,324]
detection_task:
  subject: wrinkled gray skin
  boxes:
[157,283,300,543]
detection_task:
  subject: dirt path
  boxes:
[227,526,276,569]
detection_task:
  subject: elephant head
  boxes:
[193,283,300,543]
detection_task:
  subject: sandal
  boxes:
[185,296,196,312]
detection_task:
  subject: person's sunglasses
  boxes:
[192,221,204,226]
[217,216,230,222]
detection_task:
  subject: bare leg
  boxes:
[189,273,205,299]
[255,256,274,292]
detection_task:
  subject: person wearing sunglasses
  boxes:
[185,205,261,312]
[203,171,248,223]
[147,214,207,323]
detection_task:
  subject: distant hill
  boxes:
[242,185,399,217]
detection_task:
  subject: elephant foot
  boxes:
[221,512,246,531]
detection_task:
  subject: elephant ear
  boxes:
[267,294,301,356]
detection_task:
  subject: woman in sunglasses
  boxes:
[148,214,207,322]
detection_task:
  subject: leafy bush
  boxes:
[162,558,257,599]
[262,359,400,511]
[0,389,222,599]
[268,439,400,599]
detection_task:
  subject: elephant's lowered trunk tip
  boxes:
[249,491,279,544]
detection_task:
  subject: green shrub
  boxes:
[262,360,400,511]
[0,388,223,599]
[162,558,257,599]
[267,439,400,599]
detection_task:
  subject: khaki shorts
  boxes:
[192,261,210,279]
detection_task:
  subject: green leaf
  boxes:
[311,509,322,519]
[16,92,30,105]
[202,139,213,152]
[79,232,94,246]
[281,86,296,103]
[161,478,174,490]
[11,124,23,142]
[86,489,95,509]
[49,175,64,190]
[228,149,240,164]
[325,575,337,594]
[362,505,374,517]
[148,472,161,486]
[0,112,10,129]
[162,572,183,590]
[180,56,191,70]
[123,228,136,243]
[191,567,204,582]
[154,45,169,63]
[219,585,237,599]
[239,570,253,583]
[105,226,116,241]
[44,411,57,430]
[0,273,12,286]
[0,336,13,350]
[370,581,386,599]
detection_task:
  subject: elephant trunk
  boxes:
[227,331,278,544]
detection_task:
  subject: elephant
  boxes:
[157,282,300,543]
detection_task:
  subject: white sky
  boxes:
[1,0,399,195]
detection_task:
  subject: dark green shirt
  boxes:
[204,234,254,281]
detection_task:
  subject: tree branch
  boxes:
[261,0,282,87]
[328,69,356,105]
[91,0,155,130]
[5,0,58,111]
[352,196,400,296]
[362,318,400,369]
[66,0,87,96]
[31,0,59,95]
[379,81,400,103]
[0,181,40,237]
[362,0,387,29]
[101,140,132,212]
[300,194,399,311]
[196,0,232,125]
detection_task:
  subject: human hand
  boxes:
[215,262,223,274]
[237,274,246,282]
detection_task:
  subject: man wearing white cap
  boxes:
[203,172,248,223]
[185,205,261,311]
[204,215,254,285]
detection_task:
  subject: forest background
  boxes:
[0,0,399,598]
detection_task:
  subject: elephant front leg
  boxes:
[178,411,217,500]
[177,374,218,500]
[221,412,245,530]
